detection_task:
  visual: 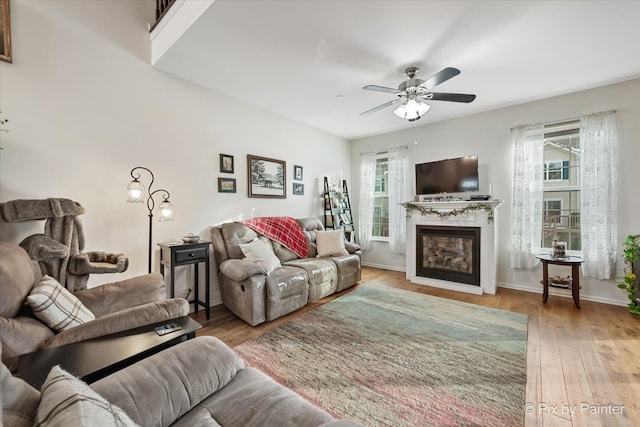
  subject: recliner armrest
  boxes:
[74,273,166,317]
[41,298,189,349]
[344,242,361,254]
[90,336,245,427]
[219,259,264,282]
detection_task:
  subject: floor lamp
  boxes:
[126,166,174,273]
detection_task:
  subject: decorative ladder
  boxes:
[323,177,355,243]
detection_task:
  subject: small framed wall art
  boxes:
[248,155,286,198]
[218,177,236,193]
[294,165,303,181]
[293,182,304,196]
[0,0,12,63]
[220,154,234,173]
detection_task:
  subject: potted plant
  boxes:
[617,234,640,315]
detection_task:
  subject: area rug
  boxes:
[233,285,528,426]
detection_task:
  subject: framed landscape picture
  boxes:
[294,165,303,181]
[293,182,304,196]
[220,153,234,173]
[248,155,286,198]
[0,0,12,63]
[218,177,236,193]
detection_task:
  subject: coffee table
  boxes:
[16,316,201,389]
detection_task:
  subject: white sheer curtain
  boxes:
[580,111,618,279]
[358,152,377,251]
[387,146,411,254]
[510,124,544,268]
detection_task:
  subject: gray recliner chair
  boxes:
[0,242,189,372]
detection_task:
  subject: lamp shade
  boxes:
[126,179,145,203]
[394,99,431,121]
[158,200,174,222]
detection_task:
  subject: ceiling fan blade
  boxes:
[359,99,403,116]
[427,92,476,103]
[363,85,401,94]
[421,67,461,90]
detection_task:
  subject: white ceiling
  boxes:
[153,1,640,140]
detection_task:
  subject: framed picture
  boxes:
[294,165,303,181]
[339,212,351,225]
[293,182,304,195]
[220,154,234,173]
[218,177,236,193]
[0,0,12,63]
[248,155,286,198]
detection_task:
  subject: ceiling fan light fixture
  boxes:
[394,99,430,121]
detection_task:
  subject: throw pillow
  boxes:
[315,229,349,257]
[35,365,138,427]
[239,237,281,274]
[27,275,95,333]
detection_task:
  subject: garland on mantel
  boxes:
[401,202,495,223]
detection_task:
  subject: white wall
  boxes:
[0,1,350,303]
[351,78,640,306]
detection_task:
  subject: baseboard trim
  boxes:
[498,282,627,307]
[361,262,406,272]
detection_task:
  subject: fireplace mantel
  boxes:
[405,200,503,295]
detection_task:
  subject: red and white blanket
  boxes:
[239,216,308,258]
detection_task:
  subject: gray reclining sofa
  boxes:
[211,218,361,326]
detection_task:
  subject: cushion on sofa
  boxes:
[265,267,309,321]
[36,365,138,427]
[315,229,349,257]
[271,240,299,263]
[73,272,167,318]
[91,336,246,427]
[192,367,335,427]
[27,275,95,332]
[0,242,37,318]
[240,237,282,274]
[329,254,361,292]
[0,316,54,369]
[284,258,338,302]
[1,348,41,427]
[221,222,259,259]
[42,298,189,349]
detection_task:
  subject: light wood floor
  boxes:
[192,266,640,427]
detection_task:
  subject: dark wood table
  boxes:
[158,241,211,320]
[536,254,584,309]
[16,316,201,389]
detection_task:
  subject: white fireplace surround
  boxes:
[406,200,503,295]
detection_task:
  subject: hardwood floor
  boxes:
[192,266,640,427]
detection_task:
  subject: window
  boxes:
[542,122,581,250]
[372,157,389,239]
[544,160,569,181]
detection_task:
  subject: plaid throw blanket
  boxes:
[239,216,308,258]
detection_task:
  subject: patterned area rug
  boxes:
[234,285,528,426]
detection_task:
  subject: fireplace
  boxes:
[416,225,480,286]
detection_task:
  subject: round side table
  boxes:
[535,254,584,309]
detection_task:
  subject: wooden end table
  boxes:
[16,316,201,389]
[158,241,211,320]
[536,254,583,309]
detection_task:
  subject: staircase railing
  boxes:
[151,0,176,32]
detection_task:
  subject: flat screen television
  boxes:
[415,155,479,195]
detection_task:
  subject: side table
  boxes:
[536,254,583,309]
[158,240,211,319]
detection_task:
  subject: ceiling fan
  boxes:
[360,67,476,121]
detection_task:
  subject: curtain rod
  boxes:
[359,145,408,156]
[509,109,617,131]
